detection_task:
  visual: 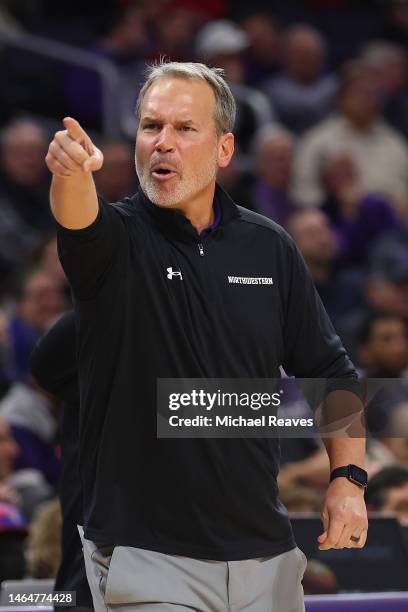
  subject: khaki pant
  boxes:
[78,527,306,612]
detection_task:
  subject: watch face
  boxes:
[349,464,368,487]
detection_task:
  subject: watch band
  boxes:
[330,464,368,488]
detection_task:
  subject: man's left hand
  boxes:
[318,477,368,550]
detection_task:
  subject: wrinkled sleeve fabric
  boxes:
[282,237,356,380]
[56,197,127,301]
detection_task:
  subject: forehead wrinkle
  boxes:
[142,101,203,127]
[141,82,215,127]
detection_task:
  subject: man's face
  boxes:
[340,74,381,126]
[2,124,46,187]
[19,272,66,332]
[285,30,324,84]
[257,134,293,191]
[135,77,231,208]
[382,482,408,526]
[362,318,408,375]
[289,211,337,265]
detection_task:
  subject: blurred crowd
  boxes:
[1,0,408,594]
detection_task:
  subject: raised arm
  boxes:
[46,117,104,229]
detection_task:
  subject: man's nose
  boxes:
[155,126,176,153]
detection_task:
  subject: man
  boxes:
[357,314,408,379]
[250,124,298,227]
[195,21,273,154]
[262,25,337,134]
[366,465,408,527]
[45,62,367,612]
[292,60,408,211]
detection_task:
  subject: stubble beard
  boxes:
[135,149,218,208]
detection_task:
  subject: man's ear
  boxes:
[218,133,234,169]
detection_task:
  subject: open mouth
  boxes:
[151,168,177,180]
[154,168,172,175]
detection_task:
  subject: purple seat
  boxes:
[305,593,408,611]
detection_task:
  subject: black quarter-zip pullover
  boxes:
[57,185,356,560]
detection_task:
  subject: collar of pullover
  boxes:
[136,183,240,242]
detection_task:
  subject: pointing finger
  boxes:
[63,117,89,144]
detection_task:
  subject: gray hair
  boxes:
[135,61,236,137]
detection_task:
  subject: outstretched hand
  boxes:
[45,117,104,177]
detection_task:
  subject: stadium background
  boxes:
[0,0,408,608]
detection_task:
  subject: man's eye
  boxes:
[180,126,193,131]
[144,124,159,130]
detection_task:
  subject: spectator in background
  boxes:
[364,237,408,324]
[0,119,51,230]
[337,236,408,360]
[94,140,138,202]
[27,497,62,579]
[365,407,408,480]
[63,5,148,134]
[0,416,19,506]
[0,377,59,519]
[195,20,274,153]
[0,120,52,281]
[286,209,363,327]
[365,465,408,526]
[0,419,37,571]
[30,236,69,299]
[240,12,281,86]
[357,313,408,379]
[293,60,408,211]
[144,0,226,24]
[278,443,330,491]
[356,314,408,459]
[320,148,401,265]
[30,311,93,611]
[279,486,322,513]
[0,309,11,400]
[250,124,298,226]
[148,5,199,63]
[262,25,337,134]
[0,502,28,582]
[286,210,337,289]
[216,155,254,209]
[361,41,408,140]
[6,266,67,382]
[381,0,408,56]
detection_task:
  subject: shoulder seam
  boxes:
[235,206,293,247]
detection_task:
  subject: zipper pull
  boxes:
[198,243,205,257]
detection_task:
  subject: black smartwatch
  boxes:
[330,464,368,489]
